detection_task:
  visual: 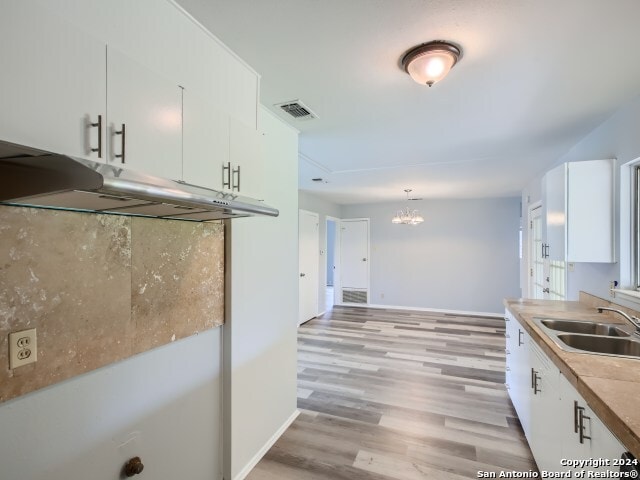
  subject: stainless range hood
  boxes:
[0,141,278,221]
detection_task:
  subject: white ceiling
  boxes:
[177,0,640,204]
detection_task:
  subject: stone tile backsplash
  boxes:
[0,206,224,403]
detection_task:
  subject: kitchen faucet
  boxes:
[597,307,640,336]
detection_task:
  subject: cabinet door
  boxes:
[529,341,562,472]
[229,117,263,199]
[505,312,531,439]
[182,91,229,190]
[559,373,625,474]
[226,56,259,129]
[567,160,615,263]
[0,4,105,161]
[542,163,567,262]
[107,46,182,179]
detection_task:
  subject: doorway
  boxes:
[325,217,340,310]
[529,204,545,299]
[528,203,566,300]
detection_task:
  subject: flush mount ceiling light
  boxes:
[392,189,424,225]
[401,40,462,87]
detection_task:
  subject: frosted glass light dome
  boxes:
[402,41,462,87]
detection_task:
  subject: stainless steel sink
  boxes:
[540,319,629,337]
[532,317,640,359]
[557,334,640,357]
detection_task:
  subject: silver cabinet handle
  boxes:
[541,243,550,258]
[532,370,541,394]
[232,165,240,191]
[518,329,524,346]
[222,162,231,189]
[90,114,102,158]
[114,123,126,164]
[574,401,580,433]
[578,407,591,444]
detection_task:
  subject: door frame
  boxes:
[325,215,341,308]
[338,218,371,306]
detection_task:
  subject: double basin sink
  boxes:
[532,318,640,358]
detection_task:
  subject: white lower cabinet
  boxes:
[505,310,627,474]
[529,341,562,472]
[559,373,625,475]
[505,311,531,439]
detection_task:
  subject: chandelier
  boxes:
[391,189,424,225]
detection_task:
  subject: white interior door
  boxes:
[299,210,319,325]
[529,205,545,299]
[340,219,369,303]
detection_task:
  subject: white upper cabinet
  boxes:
[106,47,182,179]
[1,0,261,189]
[542,159,615,263]
[182,91,229,190]
[183,94,264,197]
[226,58,260,130]
[0,4,106,161]
[229,117,264,199]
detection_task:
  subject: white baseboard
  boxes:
[232,409,300,480]
[338,302,503,318]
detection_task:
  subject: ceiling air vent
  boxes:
[275,100,317,120]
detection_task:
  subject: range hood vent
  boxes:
[0,141,278,222]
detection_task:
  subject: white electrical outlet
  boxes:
[8,328,37,369]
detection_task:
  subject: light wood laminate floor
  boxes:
[247,306,536,479]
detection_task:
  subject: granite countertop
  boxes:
[504,297,640,458]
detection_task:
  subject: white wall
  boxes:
[298,191,343,314]
[342,197,521,314]
[0,329,222,480]
[224,107,299,480]
[522,94,640,301]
